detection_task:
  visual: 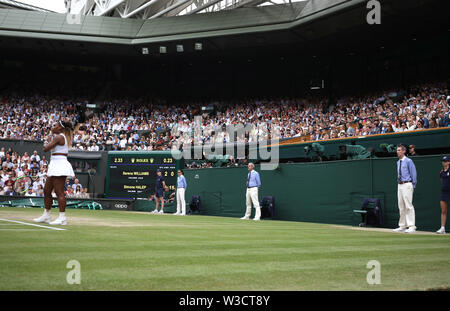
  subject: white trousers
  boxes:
[244,187,261,219]
[176,188,186,215]
[397,183,416,229]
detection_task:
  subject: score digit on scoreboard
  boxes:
[105,151,182,200]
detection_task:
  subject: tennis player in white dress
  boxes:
[34,120,75,225]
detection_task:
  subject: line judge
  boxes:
[174,169,187,216]
[393,144,417,233]
[436,156,449,234]
[240,163,262,221]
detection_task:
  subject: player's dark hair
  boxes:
[60,120,74,149]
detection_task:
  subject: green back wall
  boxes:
[184,155,446,232]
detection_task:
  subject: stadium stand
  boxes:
[1,81,448,152]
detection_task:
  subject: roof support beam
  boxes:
[97,0,126,16]
[148,0,194,19]
[228,0,268,10]
[187,0,224,14]
[122,0,161,18]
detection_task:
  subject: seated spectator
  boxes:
[30,160,40,171]
[4,174,15,190]
[72,179,83,191]
[81,188,90,199]
[36,184,44,197]
[0,170,8,185]
[39,156,48,167]
[72,185,83,198]
[66,187,75,197]
[30,151,40,163]
[64,179,72,191]
[22,152,30,163]
[409,144,419,156]
[4,186,16,196]
[87,142,100,151]
[32,177,44,192]
[24,188,36,197]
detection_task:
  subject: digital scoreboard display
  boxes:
[106,151,182,200]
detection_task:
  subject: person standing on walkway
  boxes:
[436,156,450,234]
[393,145,418,233]
[175,169,187,216]
[240,163,262,221]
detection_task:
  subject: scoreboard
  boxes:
[105,151,183,200]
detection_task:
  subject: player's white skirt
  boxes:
[47,155,75,177]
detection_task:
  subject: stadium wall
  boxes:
[0,139,50,158]
[184,155,447,232]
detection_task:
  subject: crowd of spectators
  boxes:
[0,80,448,192]
[66,81,450,151]
[0,147,89,198]
[0,81,449,152]
[0,76,93,142]
[0,97,82,142]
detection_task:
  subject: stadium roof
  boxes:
[0,0,57,12]
[0,0,367,44]
[0,0,447,58]
[1,0,310,18]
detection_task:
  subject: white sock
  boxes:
[60,212,66,218]
[441,226,445,230]
[43,209,50,215]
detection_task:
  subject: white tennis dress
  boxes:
[47,134,75,177]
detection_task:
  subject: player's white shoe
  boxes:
[240,216,249,220]
[180,213,186,216]
[151,210,158,214]
[33,213,51,224]
[173,212,180,215]
[158,210,164,214]
[253,217,260,221]
[393,227,406,233]
[405,227,416,234]
[436,227,446,234]
[49,216,67,226]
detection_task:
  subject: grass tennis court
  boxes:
[0,207,449,291]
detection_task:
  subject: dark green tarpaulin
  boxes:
[0,198,103,210]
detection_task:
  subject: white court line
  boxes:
[0,229,43,231]
[0,218,67,231]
